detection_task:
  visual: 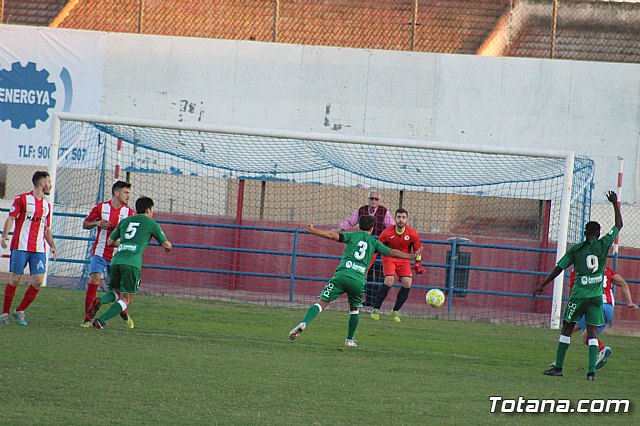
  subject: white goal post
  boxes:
[48,112,589,329]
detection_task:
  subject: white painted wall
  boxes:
[1,25,638,201]
[100,33,640,204]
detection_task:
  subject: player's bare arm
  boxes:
[533,265,563,297]
[611,273,638,310]
[606,191,623,230]
[106,237,120,247]
[305,224,340,241]
[1,216,15,249]
[83,219,111,230]
[162,241,172,253]
[387,247,422,261]
[45,227,57,260]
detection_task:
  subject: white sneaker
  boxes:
[0,313,9,324]
[344,339,358,347]
[596,346,612,369]
[288,322,306,341]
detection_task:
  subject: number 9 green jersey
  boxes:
[557,226,619,298]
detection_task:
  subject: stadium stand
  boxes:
[1,0,67,26]
[3,1,639,63]
[489,0,640,63]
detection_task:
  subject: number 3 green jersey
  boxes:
[335,231,391,283]
[557,226,619,298]
[110,214,168,268]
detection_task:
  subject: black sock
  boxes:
[393,287,411,311]
[374,285,391,309]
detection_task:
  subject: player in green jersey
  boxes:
[289,215,420,346]
[88,197,172,329]
[533,191,622,380]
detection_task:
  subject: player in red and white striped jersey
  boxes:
[567,267,638,369]
[81,181,134,327]
[1,171,58,326]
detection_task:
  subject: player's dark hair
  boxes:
[359,215,375,231]
[395,208,408,217]
[584,221,601,239]
[112,180,131,195]
[135,197,154,214]
[574,221,601,251]
[32,171,49,187]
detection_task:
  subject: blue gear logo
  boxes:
[0,62,57,129]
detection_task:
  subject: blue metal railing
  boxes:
[1,208,637,313]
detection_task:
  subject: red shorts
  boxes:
[382,257,412,278]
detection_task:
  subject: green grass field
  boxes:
[1,287,638,425]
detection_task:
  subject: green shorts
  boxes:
[318,273,364,308]
[563,296,604,326]
[109,264,141,295]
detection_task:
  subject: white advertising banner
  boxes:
[0,25,105,166]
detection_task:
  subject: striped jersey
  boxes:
[570,267,615,305]
[8,192,51,253]
[85,201,134,261]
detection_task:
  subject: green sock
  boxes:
[99,291,117,304]
[97,302,124,324]
[555,342,569,369]
[588,344,598,373]
[347,312,359,340]
[302,304,321,325]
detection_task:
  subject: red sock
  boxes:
[120,309,128,319]
[16,285,39,312]
[3,283,17,314]
[84,283,99,320]
[597,339,605,352]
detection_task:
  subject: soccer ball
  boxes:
[426,289,445,308]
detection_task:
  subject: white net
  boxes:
[48,117,594,326]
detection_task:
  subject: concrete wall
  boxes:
[99,33,640,205]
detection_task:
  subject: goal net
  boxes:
[48,114,594,328]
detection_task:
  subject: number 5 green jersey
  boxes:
[335,231,391,283]
[557,226,619,298]
[110,214,168,269]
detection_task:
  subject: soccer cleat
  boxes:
[390,310,401,323]
[12,310,27,326]
[344,339,358,347]
[288,322,306,341]
[587,372,596,381]
[92,319,104,330]
[124,315,135,329]
[543,367,563,377]
[596,346,612,370]
[81,319,92,328]
[0,313,10,324]
[370,309,380,321]
[87,298,101,319]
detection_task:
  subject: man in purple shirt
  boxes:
[339,190,395,306]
